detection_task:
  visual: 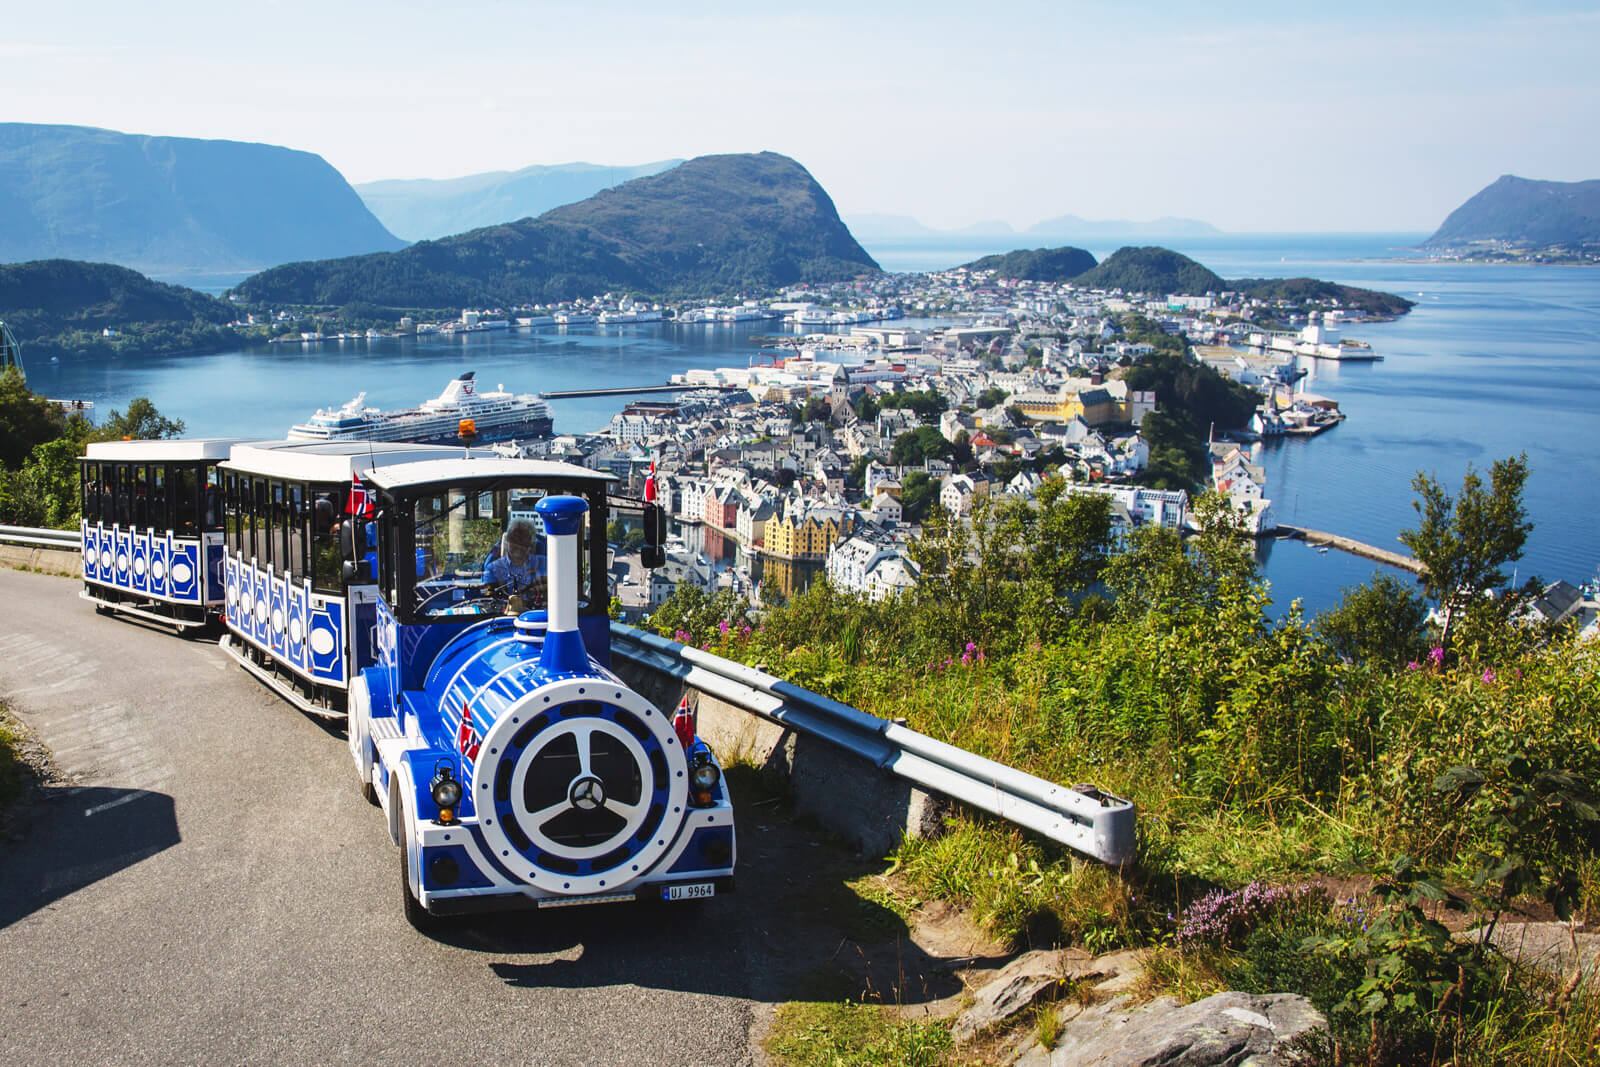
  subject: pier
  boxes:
[539,383,737,399]
[1274,525,1426,576]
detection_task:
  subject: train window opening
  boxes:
[311,489,343,594]
[175,466,200,538]
[224,473,242,556]
[287,483,307,582]
[151,465,170,533]
[402,483,601,623]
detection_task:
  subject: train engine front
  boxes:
[350,489,734,925]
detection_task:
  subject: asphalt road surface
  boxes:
[0,569,960,1065]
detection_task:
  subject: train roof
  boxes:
[84,438,248,462]
[220,440,484,482]
[365,458,615,493]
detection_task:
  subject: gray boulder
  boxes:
[1017,991,1327,1067]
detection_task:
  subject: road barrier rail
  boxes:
[0,524,80,549]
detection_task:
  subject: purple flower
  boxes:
[965,642,978,653]
[1428,646,1445,667]
[718,619,730,636]
[674,629,692,644]
[961,652,972,665]
[1481,668,1496,684]
[1406,661,1422,671]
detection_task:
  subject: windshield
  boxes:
[410,486,588,620]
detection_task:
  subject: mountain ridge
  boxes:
[0,123,406,277]
[1426,174,1600,247]
[355,159,682,241]
[234,152,879,307]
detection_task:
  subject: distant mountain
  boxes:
[843,214,940,239]
[355,159,682,242]
[0,259,236,361]
[962,246,1098,281]
[0,124,405,278]
[233,152,879,308]
[1073,246,1225,295]
[1028,214,1219,239]
[1425,175,1600,247]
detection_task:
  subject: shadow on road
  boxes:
[424,768,1007,1008]
[0,785,181,929]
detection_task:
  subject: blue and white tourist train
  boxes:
[80,439,733,926]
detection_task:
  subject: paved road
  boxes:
[0,570,784,1065]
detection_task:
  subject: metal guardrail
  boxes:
[0,524,80,549]
[609,623,1137,866]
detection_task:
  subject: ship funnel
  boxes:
[533,495,589,675]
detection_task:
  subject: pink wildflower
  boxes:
[1406,661,1422,671]
[1481,668,1496,684]
[718,619,730,636]
[1428,647,1445,667]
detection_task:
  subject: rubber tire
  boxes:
[400,827,438,932]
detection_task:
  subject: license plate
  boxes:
[662,882,714,902]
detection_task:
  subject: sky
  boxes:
[5,0,1598,233]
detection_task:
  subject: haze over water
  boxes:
[29,233,1599,616]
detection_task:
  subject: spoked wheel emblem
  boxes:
[569,775,606,811]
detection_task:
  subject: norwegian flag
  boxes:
[346,472,374,517]
[458,704,481,762]
[671,696,695,750]
[644,457,657,504]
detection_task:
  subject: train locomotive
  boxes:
[81,439,734,926]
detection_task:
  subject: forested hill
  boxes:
[0,123,405,277]
[961,246,1097,281]
[1072,246,1226,295]
[0,260,236,361]
[1426,174,1600,247]
[233,152,880,308]
[1019,245,1414,316]
[356,160,682,241]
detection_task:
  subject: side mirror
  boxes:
[342,560,359,583]
[339,520,354,560]
[641,503,666,569]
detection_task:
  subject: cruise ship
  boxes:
[287,373,554,444]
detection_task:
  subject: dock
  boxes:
[1274,525,1426,576]
[539,383,729,399]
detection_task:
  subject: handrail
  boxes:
[0,524,80,548]
[609,622,1136,865]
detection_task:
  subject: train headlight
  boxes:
[689,758,720,806]
[431,764,463,821]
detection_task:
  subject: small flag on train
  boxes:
[672,696,695,750]
[458,704,481,761]
[347,472,374,517]
[644,457,657,504]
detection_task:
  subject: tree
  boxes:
[900,471,937,524]
[1398,455,1532,654]
[1316,573,1428,669]
[95,397,185,441]
[0,366,66,469]
[890,426,952,466]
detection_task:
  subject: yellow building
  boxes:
[765,506,853,561]
[1012,384,1126,425]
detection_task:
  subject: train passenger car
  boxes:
[215,440,482,718]
[79,439,241,630]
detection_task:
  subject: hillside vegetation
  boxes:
[0,123,404,276]
[657,466,1600,1065]
[0,260,237,361]
[961,246,1097,281]
[1427,174,1600,248]
[233,152,879,309]
[1073,245,1226,295]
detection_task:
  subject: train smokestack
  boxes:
[533,495,589,674]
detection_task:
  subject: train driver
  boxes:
[483,518,545,601]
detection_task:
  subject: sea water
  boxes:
[27,234,1599,615]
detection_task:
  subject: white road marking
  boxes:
[84,793,141,817]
